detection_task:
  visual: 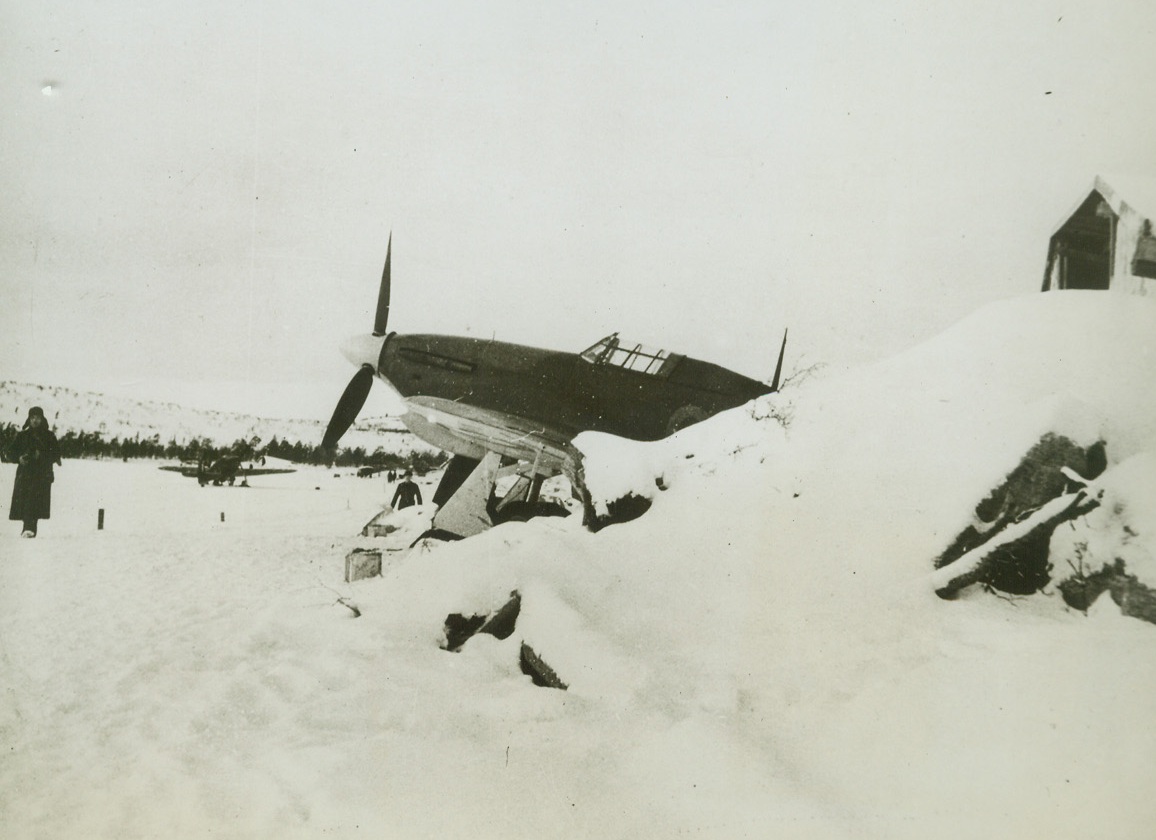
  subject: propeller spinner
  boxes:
[321,235,392,453]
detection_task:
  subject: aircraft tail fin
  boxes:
[770,328,788,392]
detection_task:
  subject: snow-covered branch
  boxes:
[931,486,1103,598]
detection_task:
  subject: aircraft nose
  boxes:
[340,333,387,370]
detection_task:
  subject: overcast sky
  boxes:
[3,0,1154,420]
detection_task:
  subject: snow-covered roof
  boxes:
[1094,173,1156,223]
[1051,174,1156,235]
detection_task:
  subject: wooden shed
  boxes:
[1042,175,1156,294]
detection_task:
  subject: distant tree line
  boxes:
[0,423,447,473]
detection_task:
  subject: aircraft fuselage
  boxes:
[376,333,770,443]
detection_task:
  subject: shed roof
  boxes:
[1050,174,1156,236]
[1093,174,1156,222]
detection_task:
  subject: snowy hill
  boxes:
[0,380,434,455]
[2,291,1155,839]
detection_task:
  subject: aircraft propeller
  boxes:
[321,235,392,454]
[770,328,788,393]
[373,232,391,336]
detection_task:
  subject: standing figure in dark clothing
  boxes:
[4,407,62,538]
[390,471,422,510]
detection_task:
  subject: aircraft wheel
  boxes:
[666,404,709,436]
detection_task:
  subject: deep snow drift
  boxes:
[2,292,1155,839]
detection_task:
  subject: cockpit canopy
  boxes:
[579,333,683,377]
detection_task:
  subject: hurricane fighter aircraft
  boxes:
[322,236,786,538]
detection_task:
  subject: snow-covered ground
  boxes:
[2,291,1155,839]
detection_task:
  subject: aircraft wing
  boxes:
[158,465,198,476]
[236,467,297,476]
[157,465,295,478]
[400,396,579,477]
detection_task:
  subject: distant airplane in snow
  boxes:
[160,437,295,486]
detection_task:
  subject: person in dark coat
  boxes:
[390,471,422,510]
[4,406,62,538]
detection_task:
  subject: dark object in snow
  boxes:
[1060,559,1156,625]
[477,591,521,640]
[1111,571,1156,624]
[437,593,571,688]
[344,548,382,583]
[935,434,1106,595]
[1058,563,1116,611]
[586,493,653,533]
[336,597,361,618]
[441,591,521,652]
[520,643,567,690]
[442,614,488,652]
[492,498,570,524]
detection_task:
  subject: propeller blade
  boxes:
[322,365,375,451]
[373,233,391,336]
[770,328,788,392]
